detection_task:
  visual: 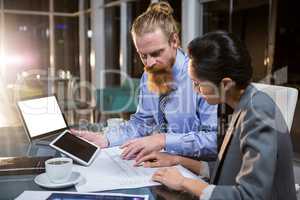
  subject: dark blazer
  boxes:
[209,84,297,200]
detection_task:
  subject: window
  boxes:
[232,0,269,82]
[4,0,49,11]
[203,0,270,82]
[127,0,150,79]
[104,4,120,86]
[54,0,78,13]
[85,12,91,85]
[4,14,49,83]
[274,0,300,158]
[165,0,182,37]
[0,0,86,126]
[203,0,230,33]
[54,16,79,77]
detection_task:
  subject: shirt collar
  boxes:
[172,48,187,79]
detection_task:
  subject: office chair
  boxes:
[253,83,300,192]
[253,83,298,132]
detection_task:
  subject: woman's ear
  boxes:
[221,78,235,92]
[220,78,235,102]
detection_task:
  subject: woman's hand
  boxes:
[134,152,180,167]
[152,167,210,197]
[152,167,185,191]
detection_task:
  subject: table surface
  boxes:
[0,126,197,200]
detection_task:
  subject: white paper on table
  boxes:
[15,191,149,200]
[74,146,200,192]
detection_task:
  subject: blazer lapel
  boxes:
[210,109,242,184]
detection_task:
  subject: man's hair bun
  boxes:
[147,1,173,16]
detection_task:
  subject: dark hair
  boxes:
[187,31,253,88]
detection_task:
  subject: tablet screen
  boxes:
[47,193,147,200]
[52,132,98,163]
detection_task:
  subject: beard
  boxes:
[144,64,174,95]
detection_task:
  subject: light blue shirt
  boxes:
[105,49,218,158]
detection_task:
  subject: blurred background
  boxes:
[0,0,300,158]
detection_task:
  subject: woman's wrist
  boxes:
[181,177,209,197]
[173,155,181,165]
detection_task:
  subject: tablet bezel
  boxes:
[49,130,100,166]
[16,95,69,141]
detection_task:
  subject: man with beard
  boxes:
[72,1,218,163]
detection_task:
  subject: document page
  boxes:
[74,147,199,192]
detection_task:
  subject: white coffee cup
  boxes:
[45,157,73,183]
[107,118,124,128]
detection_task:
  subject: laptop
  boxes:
[17,95,100,166]
[17,95,69,142]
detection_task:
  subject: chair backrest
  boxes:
[252,83,298,132]
[96,87,139,114]
[95,78,140,114]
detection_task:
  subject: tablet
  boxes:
[17,95,68,141]
[47,192,148,200]
[50,130,100,166]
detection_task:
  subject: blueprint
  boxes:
[74,146,200,192]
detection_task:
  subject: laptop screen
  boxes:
[17,96,68,139]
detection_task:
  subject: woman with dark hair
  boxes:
[136,31,297,199]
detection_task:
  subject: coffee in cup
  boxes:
[45,157,73,183]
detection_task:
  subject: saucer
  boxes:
[34,171,81,189]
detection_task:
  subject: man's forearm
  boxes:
[165,131,217,158]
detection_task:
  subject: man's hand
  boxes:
[135,152,180,167]
[120,134,166,161]
[70,129,108,148]
[152,167,185,191]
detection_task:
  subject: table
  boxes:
[0,126,197,200]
